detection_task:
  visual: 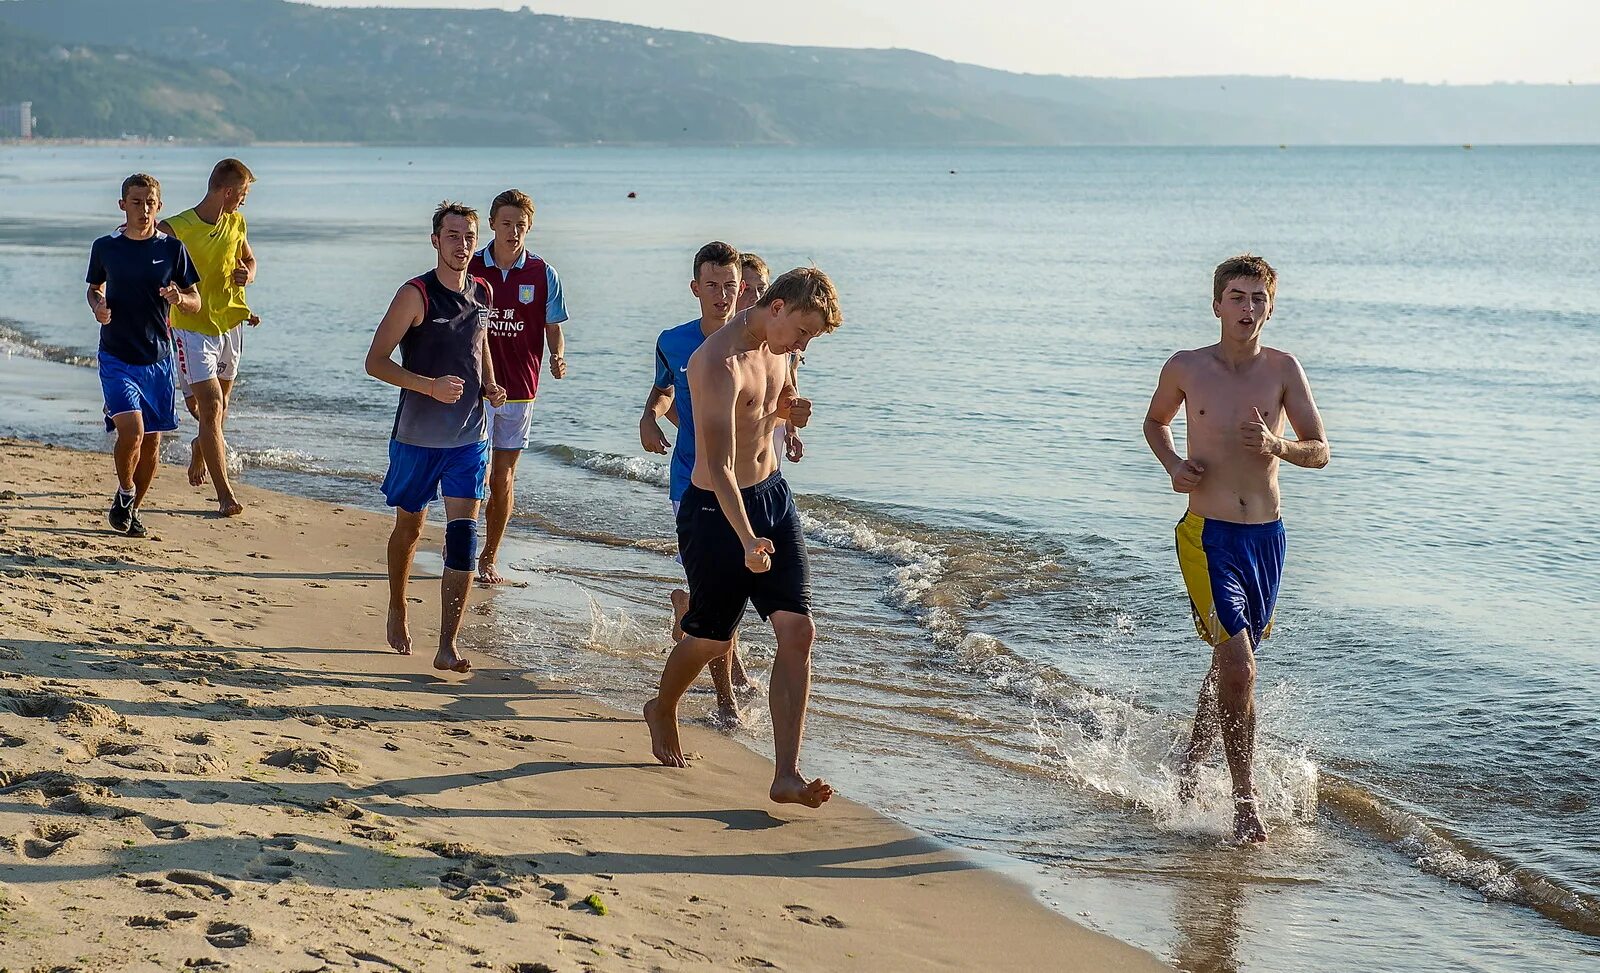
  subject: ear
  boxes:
[1212,299,1222,319]
[767,297,785,317]
[690,279,701,298]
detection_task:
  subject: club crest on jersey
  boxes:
[518,284,536,305]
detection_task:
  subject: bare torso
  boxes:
[1175,346,1293,523]
[689,325,788,491]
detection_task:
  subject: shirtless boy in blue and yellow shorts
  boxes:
[1142,254,1331,844]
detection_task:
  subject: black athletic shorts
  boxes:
[676,472,811,641]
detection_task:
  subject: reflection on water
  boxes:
[1173,872,1247,973]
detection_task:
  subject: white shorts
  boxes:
[487,400,535,451]
[174,326,245,392]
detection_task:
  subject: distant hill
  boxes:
[1,0,1597,145]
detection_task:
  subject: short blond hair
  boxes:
[490,188,534,222]
[208,158,254,190]
[1213,253,1278,303]
[739,252,770,286]
[756,267,842,333]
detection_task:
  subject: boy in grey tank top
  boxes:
[364,201,507,673]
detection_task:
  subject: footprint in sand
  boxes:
[785,904,846,928]
[139,816,192,840]
[165,870,235,901]
[247,854,297,882]
[20,823,81,858]
[261,745,359,774]
[0,734,24,748]
[126,914,173,930]
[474,902,520,923]
[205,920,254,948]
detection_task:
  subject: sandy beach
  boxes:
[0,437,1166,971]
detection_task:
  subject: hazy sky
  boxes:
[302,1,1599,84]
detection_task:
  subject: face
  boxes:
[735,270,769,313]
[765,302,828,355]
[1213,276,1273,340]
[219,181,251,214]
[492,205,531,254]
[432,214,478,272]
[690,261,740,325]
[118,186,160,234]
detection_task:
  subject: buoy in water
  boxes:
[627,191,638,199]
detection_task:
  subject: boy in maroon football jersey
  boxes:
[467,189,570,585]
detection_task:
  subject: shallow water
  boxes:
[2,144,1597,971]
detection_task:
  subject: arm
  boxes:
[1144,355,1205,493]
[640,341,674,453]
[87,283,110,324]
[545,323,566,378]
[364,285,460,402]
[1267,356,1330,469]
[479,325,506,407]
[234,236,257,287]
[640,385,673,452]
[157,280,202,316]
[86,240,110,323]
[690,356,770,570]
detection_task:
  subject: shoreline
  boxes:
[0,436,1168,971]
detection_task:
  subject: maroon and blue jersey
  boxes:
[468,245,568,402]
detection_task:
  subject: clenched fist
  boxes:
[429,375,466,404]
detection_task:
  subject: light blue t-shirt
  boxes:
[653,319,707,501]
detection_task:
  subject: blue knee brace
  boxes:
[444,518,478,572]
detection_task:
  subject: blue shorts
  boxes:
[99,352,178,433]
[381,439,490,513]
[1175,512,1286,647]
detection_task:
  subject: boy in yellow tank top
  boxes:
[159,158,258,517]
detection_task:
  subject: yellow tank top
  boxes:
[165,208,251,337]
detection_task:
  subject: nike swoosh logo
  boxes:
[151,259,164,264]
[679,366,689,372]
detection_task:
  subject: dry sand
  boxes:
[0,438,1167,972]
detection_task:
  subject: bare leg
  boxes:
[644,634,733,767]
[132,431,162,508]
[706,632,742,726]
[110,411,144,493]
[1178,664,1221,803]
[183,395,205,487]
[1213,633,1265,843]
[670,588,689,642]
[730,637,759,694]
[435,495,481,673]
[386,507,424,655]
[477,450,518,585]
[767,611,832,808]
[192,378,242,516]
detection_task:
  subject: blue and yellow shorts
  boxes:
[1175,512,1286,648]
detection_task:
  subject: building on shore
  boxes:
[0,102,35,139]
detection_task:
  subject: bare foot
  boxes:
[771,773,833,808]
[670,588,688,642]
[387,607,412,655]
[216,495,244,518]
[712,700,745,729]
[1232,797,1268,844]
[643,697,685,767]
[187,439,207,487]
[476,556,509,586]
[1176,761,1199,804]
[433,647,472,673]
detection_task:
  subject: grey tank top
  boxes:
[391,270,490,448]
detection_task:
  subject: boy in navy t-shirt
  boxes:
[85,173,201,537]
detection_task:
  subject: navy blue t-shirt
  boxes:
[85,229,199,365]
